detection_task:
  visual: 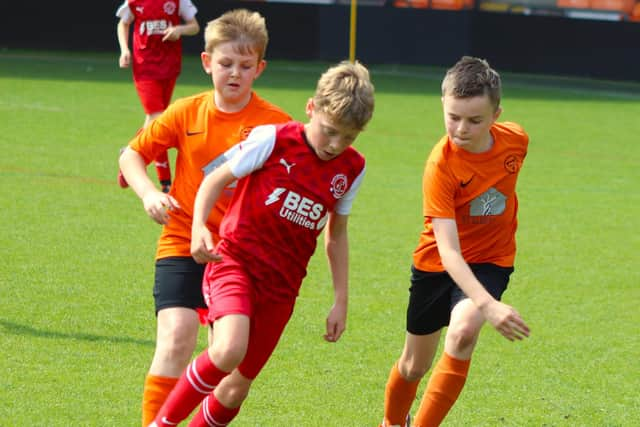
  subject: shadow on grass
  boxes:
[0,319,154,347]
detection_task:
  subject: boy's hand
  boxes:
[481,300,530,341]
[119,51,131,68]
[324,302,347,343]
[162,25,182,42]
[191,224,222,264]
[142,191,180,225]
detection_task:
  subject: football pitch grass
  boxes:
[1,50,638,426]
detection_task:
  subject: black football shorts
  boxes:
[153,256,207,314]
[406,263,514,335]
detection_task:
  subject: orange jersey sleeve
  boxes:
[129,91,292,259]
[413,122,529,272]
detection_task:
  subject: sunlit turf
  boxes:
[1,50,638,426]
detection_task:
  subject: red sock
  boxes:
[188,394,240,427]
[153,351,229,426]
[413,352,470,427]
[383,362,420,427]
[154,151,171,186]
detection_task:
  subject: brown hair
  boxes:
[441,56,501,111]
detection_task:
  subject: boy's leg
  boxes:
[152,313,250,426]
[123,78,172,191]
[117,146,131,188]
[191,297,294,426]
[382,364,418,427]
[412,299,482,427]
[142,308,200,426]
[117,129,144,189]
[383,266,452,427]
[412,352,470,427]
[141,374,178,427]
[412,264,512,426]
[382,332,440,427]
[150,77,176,192]
[141,110,172,193]
[188,370,251,427]
[152,349,231,426]
[143,257,207,426]
[154,150,172,193]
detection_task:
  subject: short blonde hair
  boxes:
[313,60,375,131]
[203,9,268,61]
[441,56,502,111]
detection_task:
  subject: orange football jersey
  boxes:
[130,90,291,259]
[413,122,529,272]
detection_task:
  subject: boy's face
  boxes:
[201,41,265,111]
[304,99,361,161]
[442,93,502,153]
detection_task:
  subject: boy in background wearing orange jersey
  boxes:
[119,9,291,426]
[379,56,531,427]
[116,0,201,193]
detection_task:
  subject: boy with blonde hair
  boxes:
[149,60,375,426]
[379,56,530,427]
[119,9,291,426]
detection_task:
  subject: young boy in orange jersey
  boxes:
[379,56,531,427]
[148,60,374,427]
[116,0,201,193]
[118,9,291,426]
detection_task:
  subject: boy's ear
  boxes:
[493,106,503,122]
[254,59,267,80]
[305,98,314,118]
[200,52,211,75]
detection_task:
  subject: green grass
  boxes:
[1,49,639,426]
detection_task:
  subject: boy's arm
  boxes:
[323,212,349,343]
[119,147,180,225]
[162,17,200,42]
[191,163,235,264]
[116,19,131,68]
[432,217,530,341]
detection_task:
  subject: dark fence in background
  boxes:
[2,1,638,82]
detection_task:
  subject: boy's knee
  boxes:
[222,382,250,407]
[445,323,479,353]
[155,334,197,366]
[216,373,252,408]
[398,357,431,381]
[209,343,247,371]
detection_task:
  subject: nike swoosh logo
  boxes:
[186,130,204,136]
[161,416,178,425]
[460,176,474,188]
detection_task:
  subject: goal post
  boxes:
[349,0,357,63]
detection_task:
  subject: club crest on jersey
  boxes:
[265,188,327,230]
[163,1,176,15]
[330,174,348,199]
[504,155,521,174]
[239,126,254,140]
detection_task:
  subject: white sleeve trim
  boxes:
[334,166,366,215]
[227,125,277,179]
[115,2,133,22]
[180,0,198,21]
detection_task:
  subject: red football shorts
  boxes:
[202,251,295,380]
[133,77,177,114]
